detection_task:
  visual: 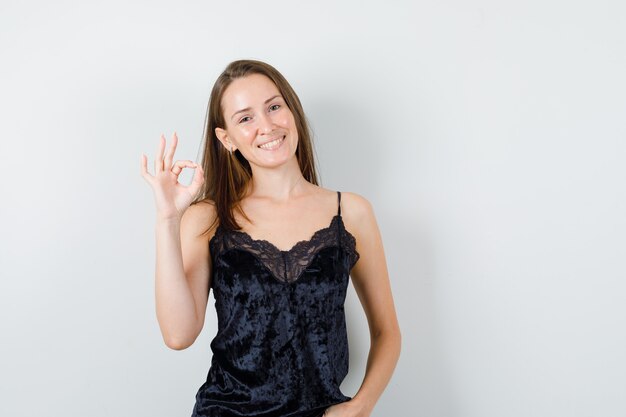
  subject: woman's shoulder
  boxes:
[313,186,369,206]
[187,198,217,217]
[182,199,219,238]
[334,190,375,242]
[311,186,371,214]
[336,190,372,216]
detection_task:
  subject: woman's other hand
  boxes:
[324,399,369,417]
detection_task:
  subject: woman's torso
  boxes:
[191,190,359,417]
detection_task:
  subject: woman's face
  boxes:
[215,73,298,167]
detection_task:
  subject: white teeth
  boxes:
[259,136,285,150]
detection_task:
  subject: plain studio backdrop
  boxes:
[1,0,625,416]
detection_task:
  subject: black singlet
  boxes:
[191,191,360,417]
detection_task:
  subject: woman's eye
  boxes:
[239,105,280,123]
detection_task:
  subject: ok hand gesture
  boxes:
[141,132,205,221]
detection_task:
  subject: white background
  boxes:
[1,0,625,416]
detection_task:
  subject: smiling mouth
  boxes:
[258,135,286,150]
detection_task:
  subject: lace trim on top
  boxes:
[209,214,360,284]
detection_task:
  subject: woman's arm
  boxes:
[141,133,212,350]
[154,202,214,350]
[338,192,402,417]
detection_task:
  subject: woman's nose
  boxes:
[258,111,274,133]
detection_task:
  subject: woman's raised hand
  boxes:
[141,132,205,221]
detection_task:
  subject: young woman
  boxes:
[141,59,401,417]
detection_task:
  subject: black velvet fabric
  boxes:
[191,192,360,417]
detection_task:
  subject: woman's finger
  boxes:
[189,163,205,193]
[163,132,178,171]
[170,160,198,177]
[140,153,154,185]
[155,134,166,173]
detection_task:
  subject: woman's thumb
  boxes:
[190,163,205,188]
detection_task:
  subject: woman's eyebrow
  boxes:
[231,95,282,120]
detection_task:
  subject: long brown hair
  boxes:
[191,59,320,235]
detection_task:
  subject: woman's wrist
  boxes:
[347,395,374,416]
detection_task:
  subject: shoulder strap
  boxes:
[337,191,342,216]
[336,191,342,252]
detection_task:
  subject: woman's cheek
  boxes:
[278,114,292,126]
[240,125,255,137]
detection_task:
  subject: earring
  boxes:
[229,144,233,154]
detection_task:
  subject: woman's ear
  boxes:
[215,127,230,150]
